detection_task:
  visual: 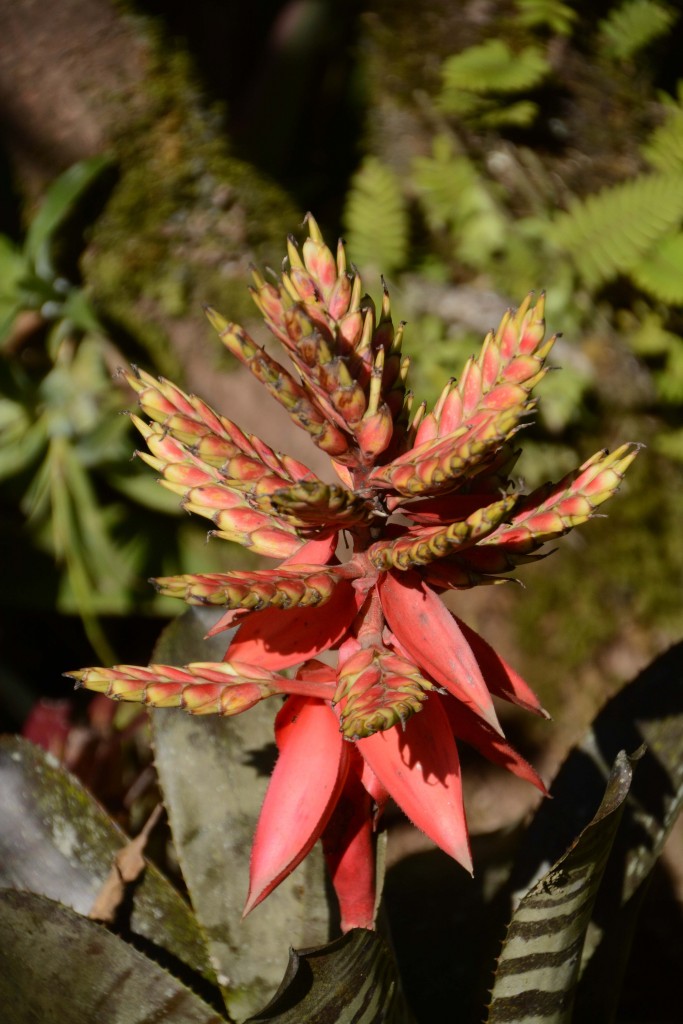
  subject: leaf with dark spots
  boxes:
[0,889,226,1024]
[0,735,214,985]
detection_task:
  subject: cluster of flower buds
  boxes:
[69,216,638,932]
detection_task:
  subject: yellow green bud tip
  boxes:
[204,306,229,333]
[304,212,323,243]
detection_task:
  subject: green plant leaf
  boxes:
[151,607,336,1023]
[515,0,577,35]
[0,889,226,1023]
[439,40,548,102]
[0,735,216,987]
[552,174,683,286]
[599,0,677,62]
[630,230,683,304]
[487,749,634,1023]
[502,642,683,1022]
[246,930,415,1024]
[25,155,111,277]
[641,84,683,172]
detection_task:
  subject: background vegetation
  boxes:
[0,3,681,1017]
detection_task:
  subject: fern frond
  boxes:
[552,174,683,286]
[642,88,683,172]
[516,0,577,35]
[627,309,681,355]
[476,100,539,129]
[439,40,549,104]
[412,135,505,266]
[631,232,683,304]
[654,425,683,460]
[654,336,683,402]
[598,0,677,62]
[343,157,409,275]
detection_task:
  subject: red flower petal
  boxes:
[357,693,472,873]
[284,530,339,565]
[454,617,549,718]
[321,753,376,932]
[226,580,365,669]
[442,698,548,794]
[379,570,502,734]
[244,696,349,916]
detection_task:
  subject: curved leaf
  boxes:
[0,735,214,986]
[488,750,634,1023]
[151,608,334,1023]
[25,156,111,271]
[501,641,683,1022]
[0,889,225,1024]
[246,930,415,1024]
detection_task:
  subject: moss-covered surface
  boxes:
[84,37,299,379]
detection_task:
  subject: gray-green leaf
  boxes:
[0,735,215,986]
[0,889,226,1024]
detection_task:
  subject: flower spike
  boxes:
[74,217,639,931]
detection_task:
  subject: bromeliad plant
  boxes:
[69,215,638,932]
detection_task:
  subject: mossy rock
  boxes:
[83,45,299,379]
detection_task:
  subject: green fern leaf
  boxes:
[516,0,577,35]
[656,336,683,401]
[631,231,683,304]
[477,99,539,128]
[627,309,680,355]
[412,135,506,267]
[599,0,677,61]
[553,174,683,285]
[654,425,683,460]
[439,40,549,107]
[642,85,683,172]
[343,157,409,274]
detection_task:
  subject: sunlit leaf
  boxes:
[0,736,216,986]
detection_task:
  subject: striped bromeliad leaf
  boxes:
[68,215,639,935]
[487,750,635,1024]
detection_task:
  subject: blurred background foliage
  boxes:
[1,0,682,773]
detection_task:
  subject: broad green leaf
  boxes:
[25,155,111,276]
[151,608,335,1023]
[246,930,415,1024]
[0,890,225,1024]
[488,750,634,1023]
[0,736,216,986]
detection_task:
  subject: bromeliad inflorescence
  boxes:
[68,215,638,932]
